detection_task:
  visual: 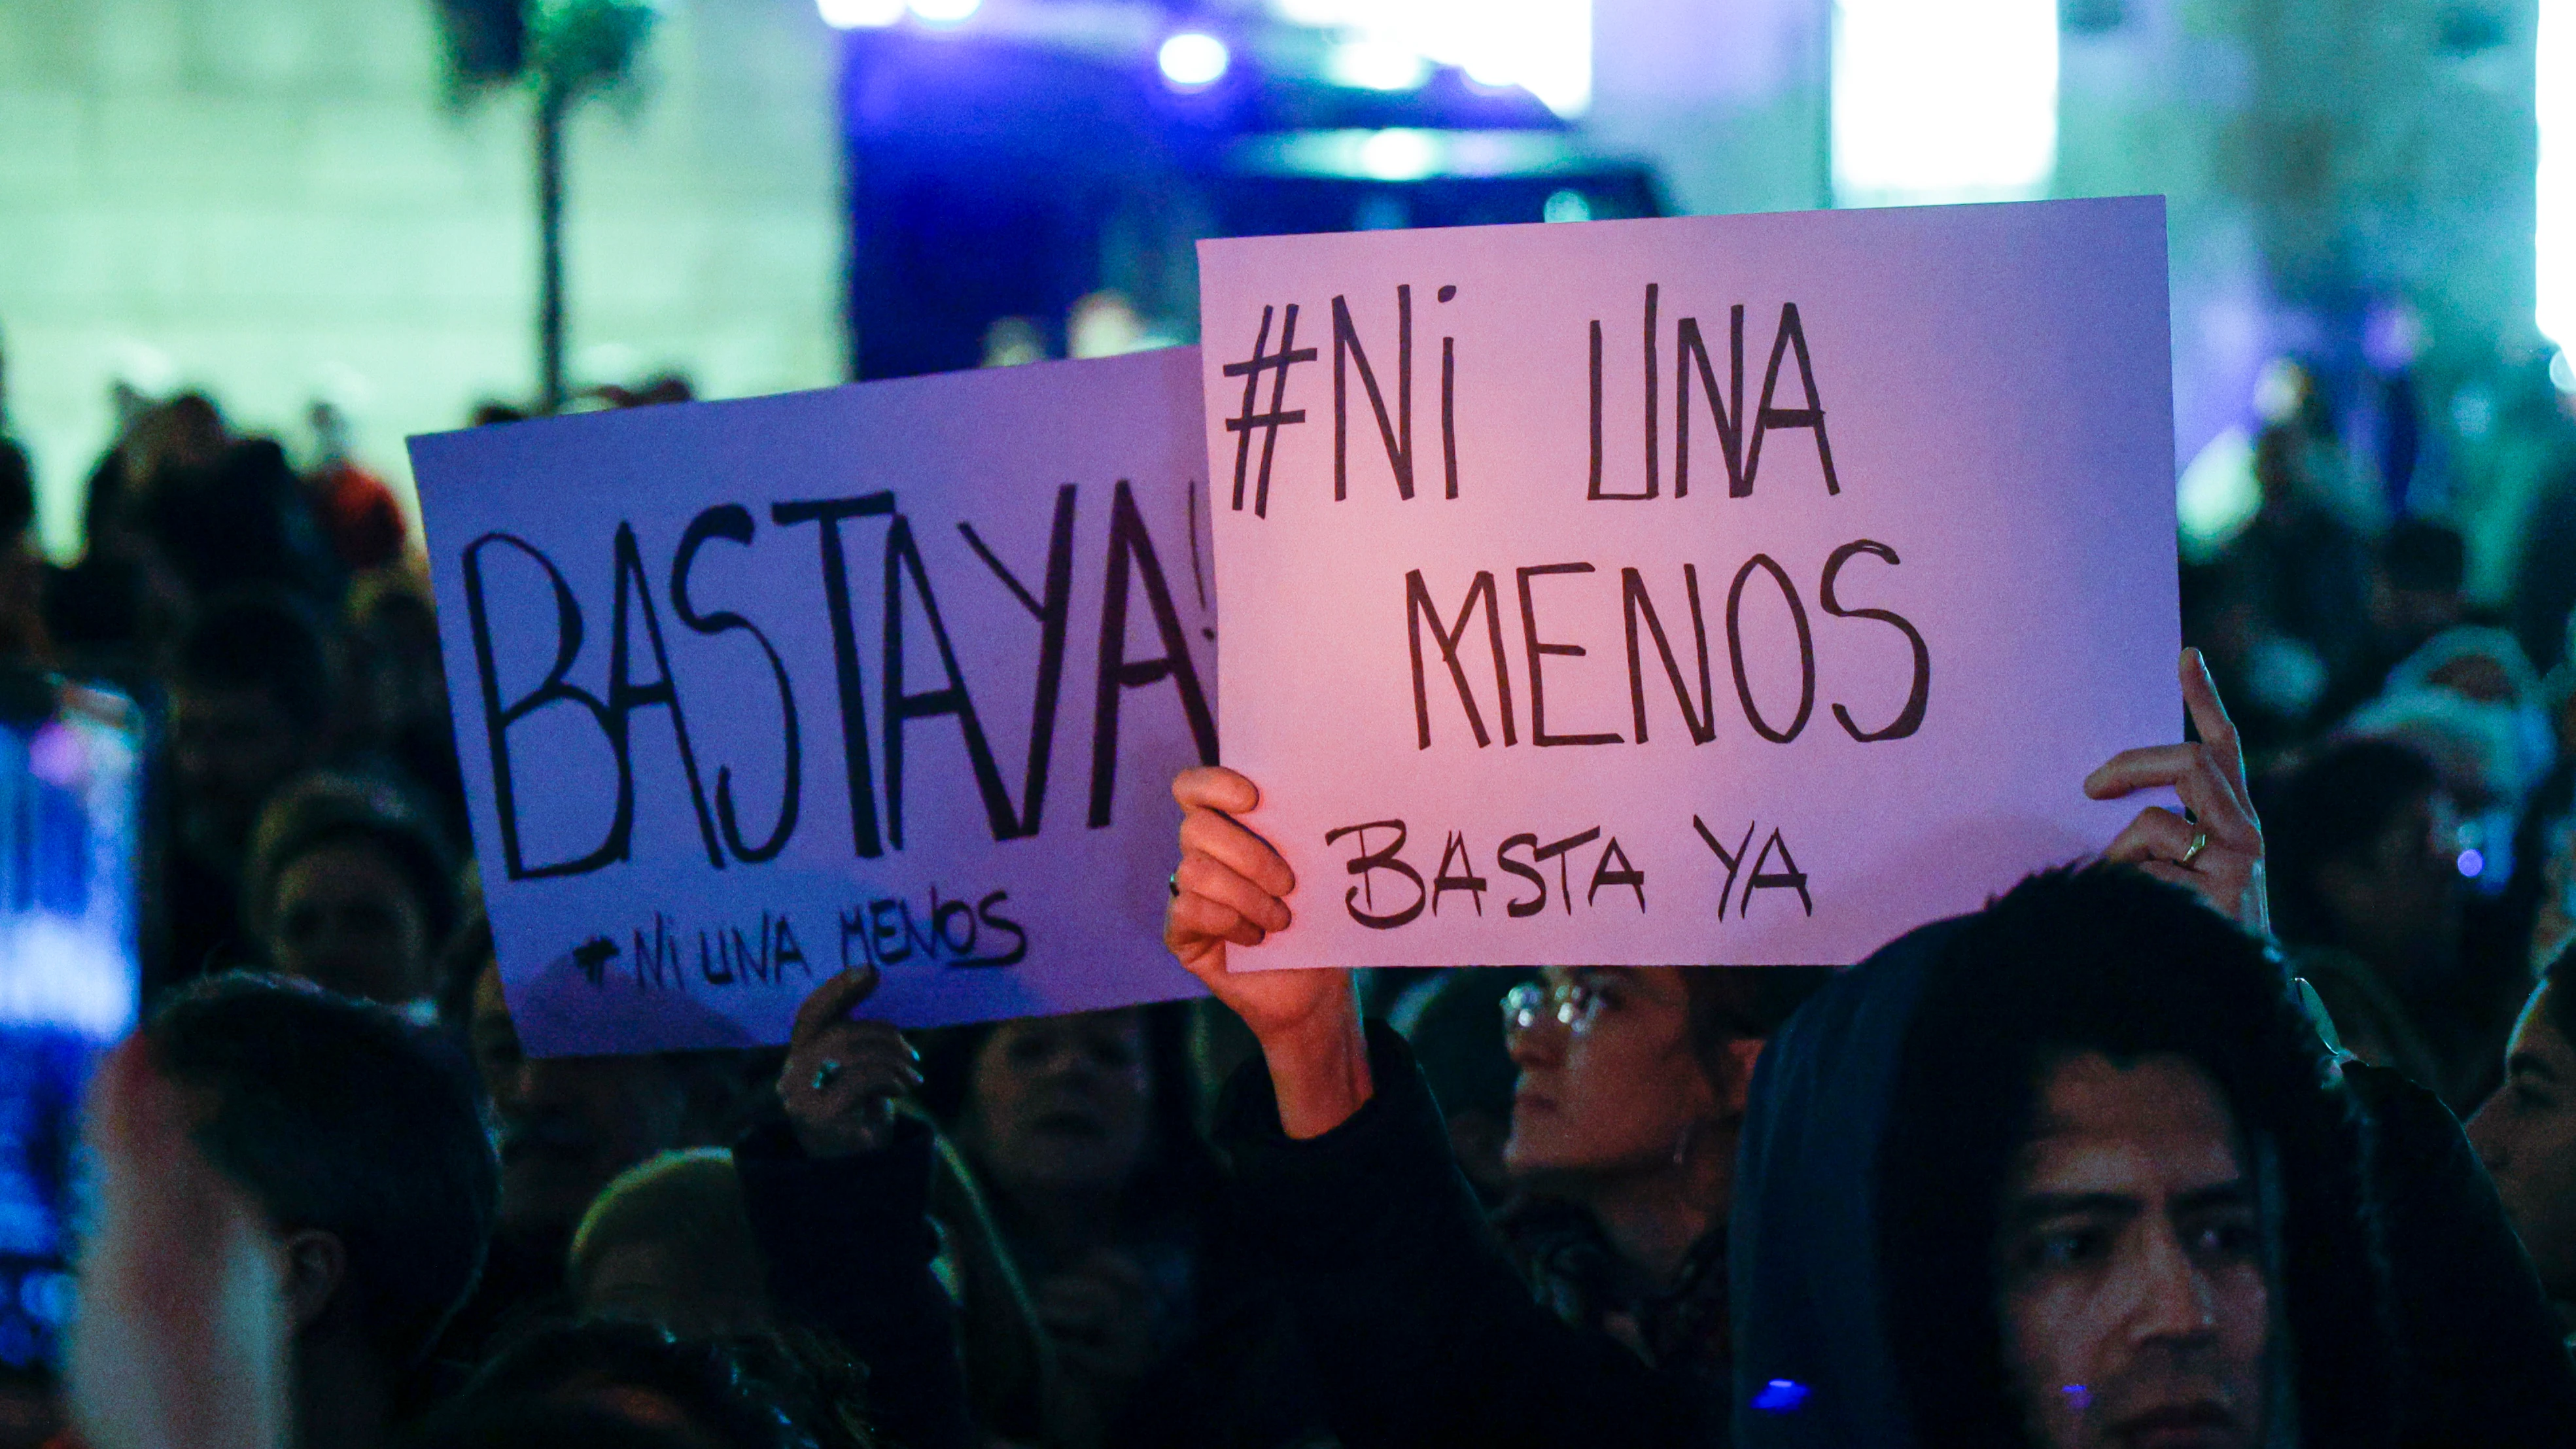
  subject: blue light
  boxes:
[2459,848,2486,878]
[1158,32,1230,90]
[908,0,979,24]
[1752,1379,1809,1413]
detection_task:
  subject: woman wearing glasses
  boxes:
[1162,652,2266,1446]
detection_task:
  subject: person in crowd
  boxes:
[1393,968,1533,1204]
[434,1320,869,1449]
[69,975,495,1449]
[137,436,340,610]
[2467,941,2576,1334]
[568,1149,771,1337]
[338,572,469,847]
[243,771,459,1010]
[2262,735,2520,1107]
[158,589,337,988]
[1732,862,2576,1448]
[304,402,408,575]
[0,440,49,665]
[918,1004,1217,1447]
[444,939,757,1359]
[44,393,215,675]
[1156,651,2306,1447]
[2214,422,2375,698]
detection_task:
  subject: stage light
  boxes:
[1272,0,1590,116]
[2542,0,2573,347]
[1158,31,1230,89]
[1542,189,1591,222]
[1358,128,1440,181]
[816,0,903,27]
[1832,0,2057,205]
[909,0,979,25]
[1326,40,1431,92]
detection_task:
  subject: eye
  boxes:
[2034,1228,2106,1268]
[2515,1081,2556,1113]
[2185,1212,2261,1263]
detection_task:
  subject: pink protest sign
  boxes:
[411,350,1214,1055]
[1198,198,2180,968]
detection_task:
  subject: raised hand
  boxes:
[777,965,920,1158]
[2085,647,2269,934]
[1163,766,1370,1137]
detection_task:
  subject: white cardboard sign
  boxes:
[1198,198,2180,968]
[412,350,1215,1055]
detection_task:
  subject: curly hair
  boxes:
[1875,864,2399,1448]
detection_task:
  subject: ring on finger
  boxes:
[2180,831,2210,868]
[812,1059,844,1093]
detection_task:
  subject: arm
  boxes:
[737,967,975,1449]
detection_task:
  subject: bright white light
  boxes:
[1832,0,2058,205]
[1158,31,1230,88]
[1358,128,1441,181]
[817,0,903,27]
[909,0,979,24]
[1271,0,1591,116]
[2542,0,2573,347]
[1326,41,1432,91]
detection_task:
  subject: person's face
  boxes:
[1503,966,1718,1185]
[1994,1051,2271,1449]
[2317,786,2461,981]
[470,964,692,1241]
[964,1009,1151,1199]
[169,685,309,854]
[265,839,434,1004]
[2467,982,2576,1301]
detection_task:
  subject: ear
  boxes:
[279,1229,347,1335]
[1718,1036,1767,1117]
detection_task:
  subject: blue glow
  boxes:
[1752,1380,1810,1413]
[908,0,979,24]
[2459,848,2486,878]
[2061,1384,2091,1408]
[2542,0,2572,346]
[1158,32,1230,89]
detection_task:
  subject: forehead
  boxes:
[2010,1051,2245,1196]
[1540,964,1689,1003]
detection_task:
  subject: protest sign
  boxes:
[1198,197,2180,969]
[412,349,1215,1054]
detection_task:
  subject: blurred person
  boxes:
[2466,941,2576,1334]
[43,393,215,674]
[305,402,407,574]
[71,975,495,1449]
[137,438,340,609]
[2350,625,2557,819]
[1159,652,2271,1446]
[2318,518,2469,721]
[1396,967,1535,1203]
[158,590,338,987]
[2262,738,2476,1102]
[444,945,755,1362]
[2212,423,2374,694]
[560,966,977,1449]
[919,1005,1217,1446]
[1733,864,2576,1448]
[243,771,459,1009]
[0,441,48,665]
[339,572,468,846]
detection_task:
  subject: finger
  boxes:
[2084,744,2200,799]
[2131,859,2199,892]
[1165,892,1268,958]
[1174,765,1259,816]
[790,964,881,1048]
[2180,647,2246,780]
[1175,854,1292,934]
[2104,805,2198,866]
[1181,807,1296,898]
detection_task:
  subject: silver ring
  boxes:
[2181,831,2210,867]
[811,1059,844,1093]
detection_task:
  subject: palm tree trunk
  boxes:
[536,85,568,415]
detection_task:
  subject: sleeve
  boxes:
[733,1115,977,1449]
[1214,1021,1698,1449]
[2347,1063,2576,1448]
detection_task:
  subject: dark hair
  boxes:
[2259,737,2443,948]
[1679,966,1836,1104]
[144,973,497,1367]
[2380,519,2466,596]
[243,771,460,951]
[458,1320,871,1449]
[1877,864,2397,1448]
[167,587,335,725]
[0,438,32,545]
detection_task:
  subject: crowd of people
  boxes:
[5,360,2576,1449]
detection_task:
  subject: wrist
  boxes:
[1262,986,1373,1139]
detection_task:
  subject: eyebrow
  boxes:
[2509,1051,2562,1085]
[2007,1179,2250,1225]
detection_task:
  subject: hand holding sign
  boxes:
[777,964,922,1158]
[1166,766,1372,1138]
[2084,648,2269,934]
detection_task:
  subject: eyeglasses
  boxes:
[1501,977,1608,1039]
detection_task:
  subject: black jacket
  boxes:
[1215,1021,1710,1448]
